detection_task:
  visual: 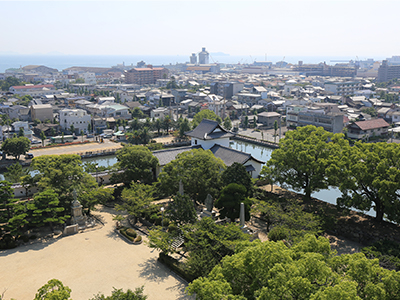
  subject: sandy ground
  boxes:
[0,206,192,300]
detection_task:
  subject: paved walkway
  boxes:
[0,206,192,300]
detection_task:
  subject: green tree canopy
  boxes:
[28,189,68,231]
[90,286,147,300]
[167,193,197,225]
[111,145,159,187]
[328,141,400,222]
[266,125,344,199]
[187,234,400,300]
[221,162,253,196]
[215,183,251,222]
[34,279,71,300]
[4,162,28,183]
[31,154,97,210]
[192,109,222,128]
[223,116,232,131]
[117,182,155,219]
[157,148,225,204]
[1,136,31,160]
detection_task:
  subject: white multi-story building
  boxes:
[324,81,362,96]
[59,108,91,134]
[79,72,97,85]
[9,84,58,97]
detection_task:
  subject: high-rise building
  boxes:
[198,47,209,64]
[190,53,197,64]
[377,60,400,82]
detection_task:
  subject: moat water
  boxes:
[0,140,375,217]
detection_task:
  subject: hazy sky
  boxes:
[1,0,399,58]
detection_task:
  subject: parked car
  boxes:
[31,139,41,144]
[25,153,34,159]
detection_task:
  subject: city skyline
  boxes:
[1,0,399,59]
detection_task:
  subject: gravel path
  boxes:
[0,206,192,300]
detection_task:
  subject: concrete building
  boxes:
[286,105,344,133]
[198,47,209,64]
[377,60,400,83]
[324,81,362,96]
[257,111,281,127]
[59,108,91,134]
[125,66,168,85]
[190,53,197,64]
[30,104,53,122]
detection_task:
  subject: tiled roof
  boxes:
[153,145,201,166]
[185,119,234,140]
[353,118,390,131]
[11,84,54,90]
[209,144,265,166]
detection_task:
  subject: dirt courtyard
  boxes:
[0,206,192,300]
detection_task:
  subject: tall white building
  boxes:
[198,47,209,64]
[59,108,91,134]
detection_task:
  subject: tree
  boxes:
[328,141,400,222]
[34,279,71,300]
[117,182,155,219]
[40,130,46,147]
[273,120,278,142]
[167,193,197,225]
[162,115,172,134]
[70,124,75,135]
[266,125,343,199]
[0,180,28,241]
[215,183,251,222]
[81,130,84,142]
[223,116,232,131]
[187,234,400,300]
[18,127,24,137]
[179,118,191,138]
[1,136,31,160]
[90,287,147,300]
[244,116,249,128]
[157,148,225,204]
[139,127,152,144]
[220,162,253,196]
[111,145,159,187]
[183,218,249,278]
[28,189,68,232]
[79,187,114,215]
[31,154,97,210]
[4,162,28,183]
[154,118,162,136]
[192,109,221,128]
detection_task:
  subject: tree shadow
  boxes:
[165,281,195,300]
[138,257,174,283]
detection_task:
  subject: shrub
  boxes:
[158,252,196,282]
[268,226,289,242]
[126,228,137,238]
[134,236,142,243]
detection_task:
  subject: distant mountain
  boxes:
[0,51,19,55]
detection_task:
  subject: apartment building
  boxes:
[30,104,53,122]
[377,60,400,83]
[286,105,344,133]
[125,66,168,85]
[324,81,362,96]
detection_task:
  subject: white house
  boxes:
[59,108,92,134]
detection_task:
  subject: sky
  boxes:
[0,0,399,59]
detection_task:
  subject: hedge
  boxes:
[158,252,196,282]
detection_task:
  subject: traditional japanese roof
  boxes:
[185,119,234,140]
[209,144,265,166]
[352,118,390,131]
[152,145,201,166]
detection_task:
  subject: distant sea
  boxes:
[0,54,383,73]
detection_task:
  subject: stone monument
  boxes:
[200,194,215,218]
[178,180,184,196]
[71,189,87,228]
